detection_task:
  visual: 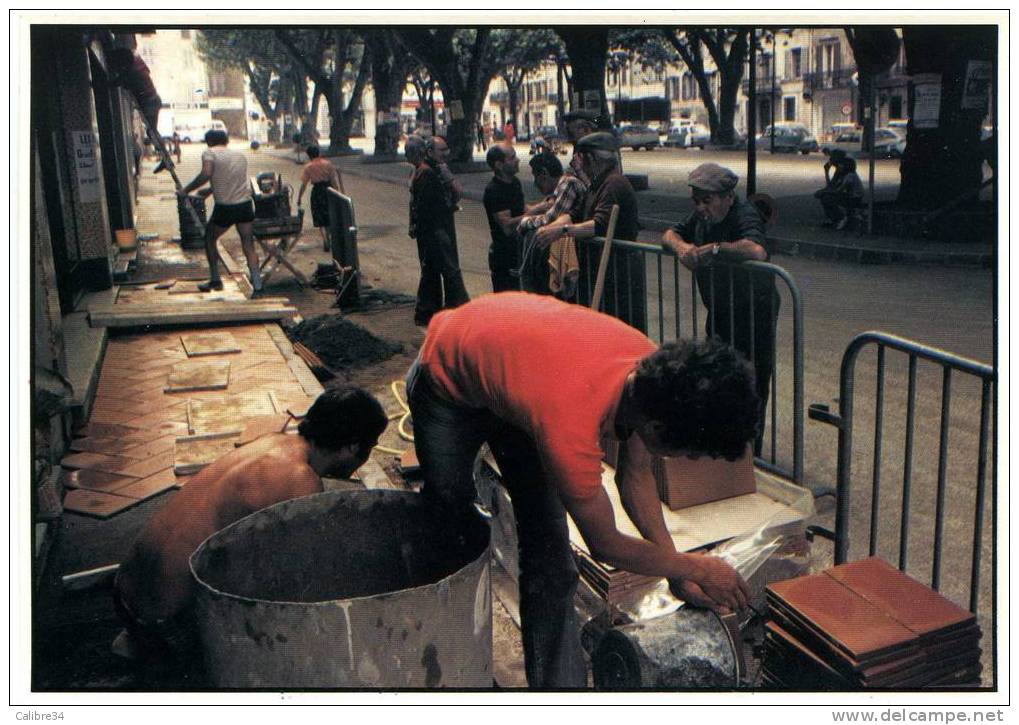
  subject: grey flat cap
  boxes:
[688,162,739,192]
[575,131,619,152]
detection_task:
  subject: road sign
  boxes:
[841,103,853,117]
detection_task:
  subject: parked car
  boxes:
[529,125,565,155]
[821,127,906,159]
[755,123,818,154]
[617,124,660,151]
[665,122,711,149]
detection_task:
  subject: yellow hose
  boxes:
[371,379,415,456]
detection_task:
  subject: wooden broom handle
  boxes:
[590,204,619,312]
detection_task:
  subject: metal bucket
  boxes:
[190,490,491,688]
[592,608,739,689]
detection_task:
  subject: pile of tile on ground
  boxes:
[59,323,321,518]
[763,557,982,689]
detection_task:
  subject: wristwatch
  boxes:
[564,224,571,236]
[712,243,721,256]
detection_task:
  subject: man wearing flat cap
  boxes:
[662,163,779,450]
[535,131,647,331]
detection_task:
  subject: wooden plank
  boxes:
[115,468,181,501]
[89,307,298,328]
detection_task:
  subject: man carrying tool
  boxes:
[408,293,756,687]
[178,129,261,293]
[112,386,388,671]
[660,162,778,450]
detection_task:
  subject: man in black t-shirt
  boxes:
[482,143,526,292]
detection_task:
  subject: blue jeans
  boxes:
[407,360,588,688]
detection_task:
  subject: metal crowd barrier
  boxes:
[576,237,804,487]
[808,331,995,614]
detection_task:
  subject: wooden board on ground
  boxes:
[174,431,241,475]
[88,303,299,329]
[165,360,231,393]
[180,331,242,357]
[187,390,278,434]
[399,446,420,475]
[63,489,140,519]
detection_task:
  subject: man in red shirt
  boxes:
[409,293,757,687]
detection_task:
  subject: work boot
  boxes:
[197,278,224,292]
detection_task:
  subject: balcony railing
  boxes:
[803,68,855,91]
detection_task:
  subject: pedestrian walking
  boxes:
[296,144,346,251]
[503,120,516,145]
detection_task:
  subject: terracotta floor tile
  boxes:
[165,360,231,393]
[181,331,242,357]
[235,414,291,446]
[120,407,189,430]
[115,468,180,501]
[69,436,138,456]
[175,432,240,475]
[173,475,192,489]
[120,420,190,442]
[121,363,182,383]
[63,489,141,519]
[118,434,179,460]
[74,421,140,439]
[87,408,142,426]
[187,391,279,435]
[61,468,139,492]
[117,450,175,479]
[60,451,136,475]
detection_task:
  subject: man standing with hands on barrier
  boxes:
[661,162,779,451]
[408,292,755,687]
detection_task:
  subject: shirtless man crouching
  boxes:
[112,385,388,668]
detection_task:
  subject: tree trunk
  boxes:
[897,26,994,209]
[368,32,410,157]
[716,75,741,145]
[555,60,566,128]
[506,75,520,137]
[556,28,609,119]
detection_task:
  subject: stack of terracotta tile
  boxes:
[763,557,981,689]
[573,550,661,603]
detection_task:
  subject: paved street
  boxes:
[165,142,997,680]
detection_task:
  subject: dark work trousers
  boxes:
[414,226,470,325]
[489,239,520,293]
[406,360,588,688]
[700,267,780,455]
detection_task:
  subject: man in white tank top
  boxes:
[179,129,262,292]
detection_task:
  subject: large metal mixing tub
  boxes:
[190,490,491,688]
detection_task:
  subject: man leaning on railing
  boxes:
[661,162,779,452]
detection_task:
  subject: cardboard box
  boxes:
[654,445,756,511]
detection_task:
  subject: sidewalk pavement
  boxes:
[271,147,993,268]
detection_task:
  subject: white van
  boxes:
[174,119,228,143]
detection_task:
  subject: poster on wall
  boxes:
[583,90,601,111]
[912,74,942,129]
[448,100,464,121]
[961,60,992,110]
[71,130,101,203]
